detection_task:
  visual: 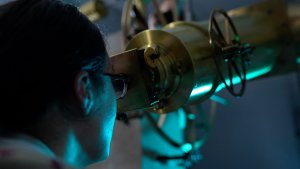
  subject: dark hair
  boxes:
[0,0,107,132]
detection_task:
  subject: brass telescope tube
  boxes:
[125,23,217,114]
[112,0,298,114]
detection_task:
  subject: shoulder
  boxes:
[0,141,78,169]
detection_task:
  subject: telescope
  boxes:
[78,0,300,166]
[109,0,299,114]
[79,0,300,167]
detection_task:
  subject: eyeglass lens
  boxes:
[111,78,126,99]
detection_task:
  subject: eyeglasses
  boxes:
[104,73,128,100]
[81,61,128,100]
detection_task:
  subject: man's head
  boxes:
[0,0,117,166]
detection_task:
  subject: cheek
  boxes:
[82,85,116,161]
[93,76,117,118]
[99,88,116,160]
[99,78,117,122]
[99,95,116,139]
[103,81,117,134]
[95,78,117,156]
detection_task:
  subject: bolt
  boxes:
[144,46,159,68]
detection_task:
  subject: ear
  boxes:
[74,70,95,116]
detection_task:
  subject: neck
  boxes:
[63,132,80,165]
[33,105,93,167]
[59,132,93,167]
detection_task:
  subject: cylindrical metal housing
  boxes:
[113,0,299,113]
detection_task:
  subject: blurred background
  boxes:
[1,0,300,169]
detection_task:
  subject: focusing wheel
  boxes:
[208,9,254,97]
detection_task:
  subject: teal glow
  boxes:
[178,108,186,130]
[194,139,205,149]
[188,113,196,120]
[189,66,272,99]
[150,100,159,106]
[297,57,300,64]
[210,95,229,106]
[181,143,192,153]
[216,66,272,92]
[235,36,240,42]
[65,133,79,165]
[246,66,272,79]
[190,84,213,97]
